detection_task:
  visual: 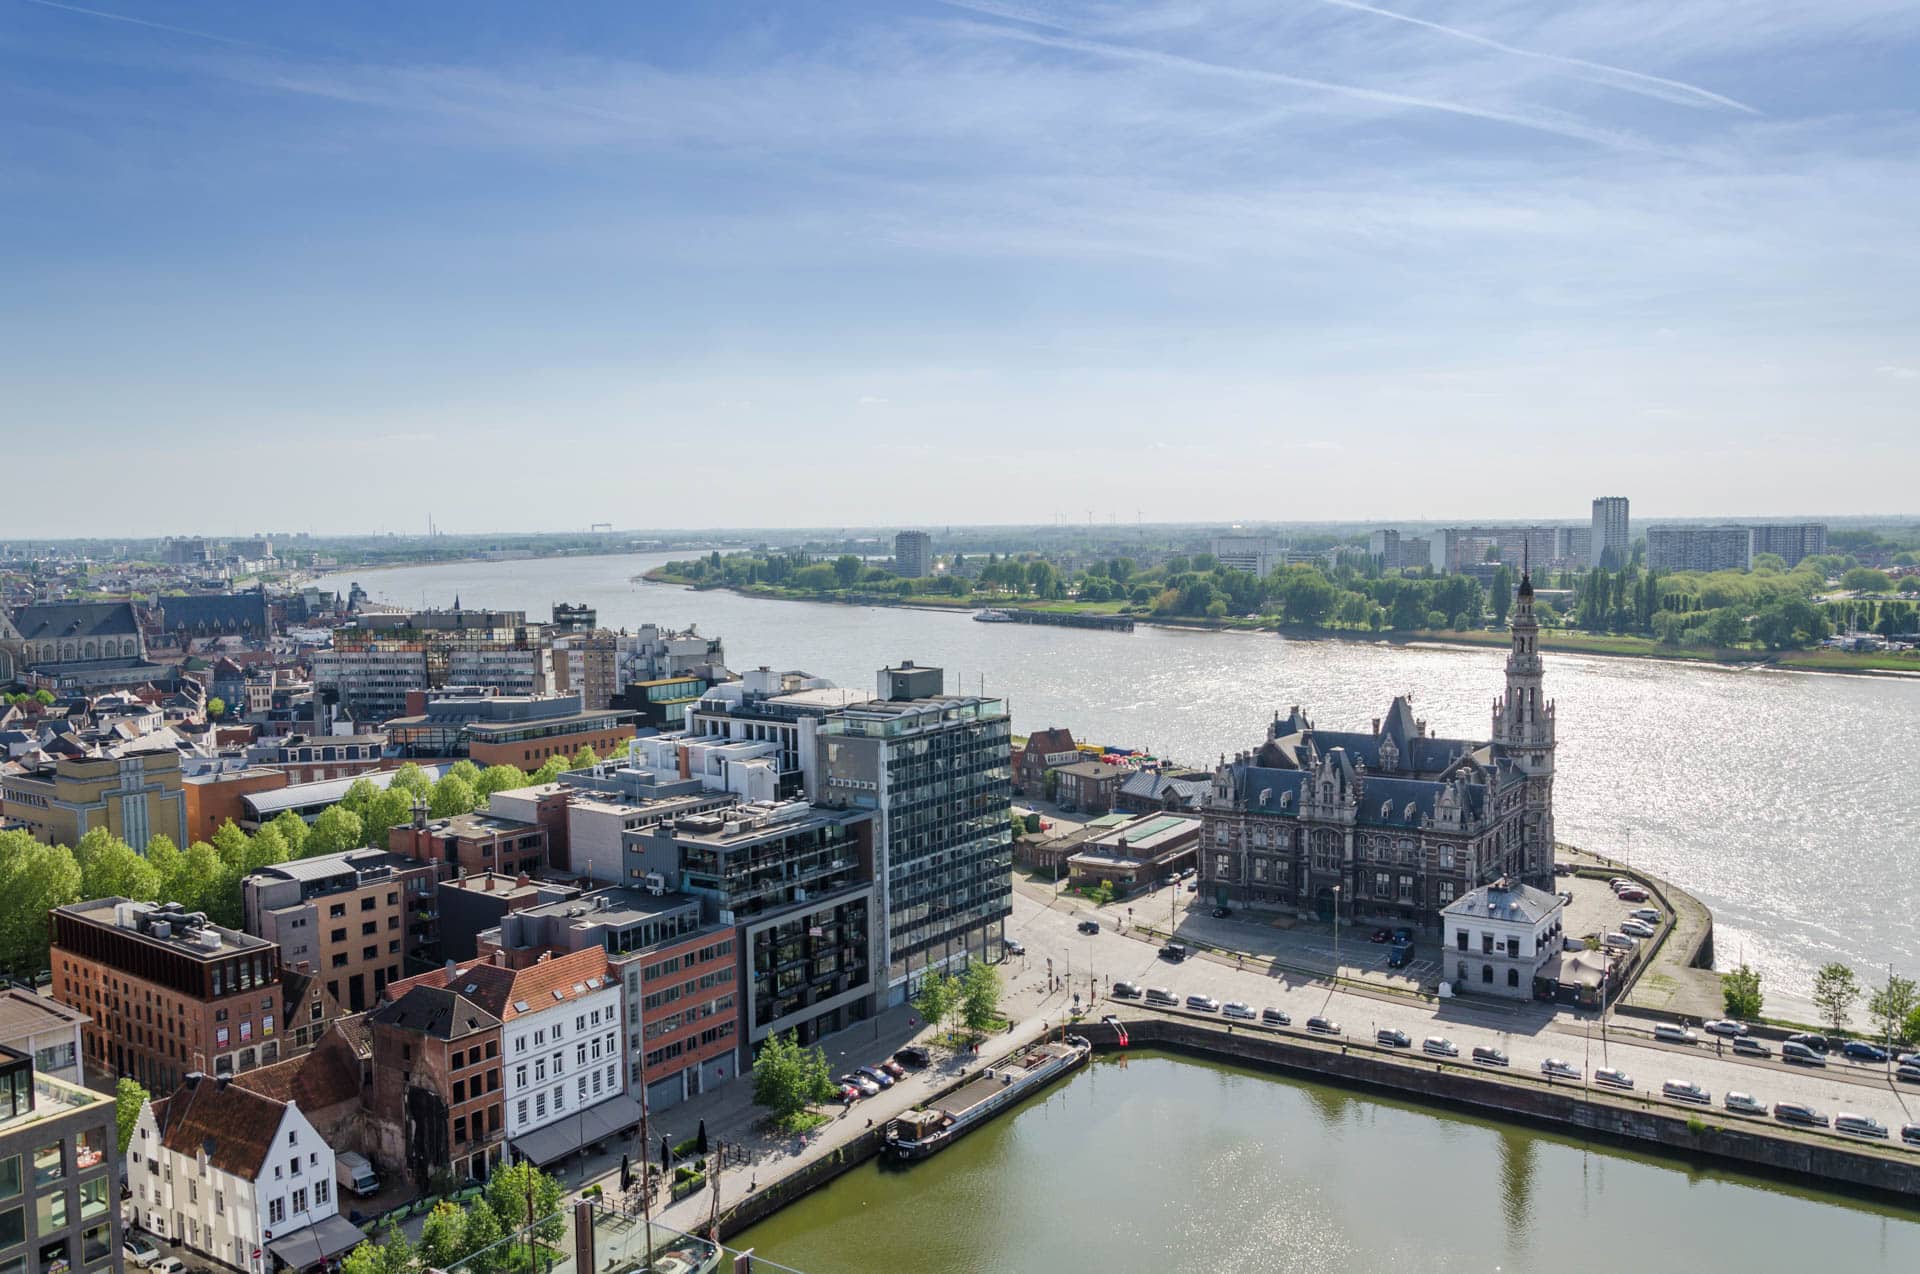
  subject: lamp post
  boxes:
[1331,885,1342,984]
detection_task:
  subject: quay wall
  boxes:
[1092,1018,1920,1202]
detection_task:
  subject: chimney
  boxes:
[485,875,496,892]
[517,873,529,887]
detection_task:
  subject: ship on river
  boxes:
[973,608,1016,622]
[884,1034,1092,1161]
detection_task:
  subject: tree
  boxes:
[206,696,226,719]
[1843,566,1893,593]
[1905,1004,1920,1048]
[243,824,291,874]
[569,745,600,770]
[429,775,478,819]
[339,777,382,817]
[211,820,252,867]
[268,810,310,859]
[144,834,183,887]
[1867,972,1918,1047]
[1811,962,1860,1034]
[914,971,958,1045]
[460,1199,506,1274]
[115,1077,149,1154]
[389,762,434,797]
[305,805,365,856]
[1720,963,1763,1020]
[166,841,223,916]
[361,788,415,846]
[531,755,567,785]
[417,1201,469,1271]
[76,829,159,902]
[1703,607,1746,648]
[446,759,483,789]
[751,1031,836,1124]
[833,554,863,587]
[0,830,82,975]
[341,1223,414,1274]
[483,1161,566,1247]
[960,961,1002,1034]
[33,689,55,706]
[477,764,528,797]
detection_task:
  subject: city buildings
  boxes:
[892,531,932,579]
[182,767,291,843]
[50,900,285,1091]
[0,1045,122,1274]
[384,692,635,766]
[631,801,875,1048]
[1210,535,1278,577]
[1198,570,1554,925]
[0,992,86,1086]
[1366,530,1432,573]
[1051,759,1127,814]
[684,668,871,798]
[1440,878,1566,999]
[389,809,550,880]
[131,1073,360,1274]
[818,664,1012,1002]
[1014,727,1078,794]
[242,850,439,1013]
[1646,525,1754,574]
[367,981,505,1186]
[1064,813,1200,895]
[316,608,551,720]
[0,746,189,847]
[0,601,149,685]
[1747,523,1828,567]
[1591,496,1631,569]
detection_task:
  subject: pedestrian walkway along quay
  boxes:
[1079,1015,1920,1203]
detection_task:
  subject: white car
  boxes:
[123,1237,160,1268]
[1619,920,1655,939]
[1724,1091,1768,1116]
[1629,907,1661,924]
[1594,1067,1633,1089]
[1222,1001,1256,1021]
[1732,1037,1771,1058]
[151,1259,187,1274]
[1423,1036,1459,1057]
[1541,1058,1582,1080]
[1663,1079,1711,1104]
[1702,1019,1748,1038]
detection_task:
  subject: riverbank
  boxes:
[640,569,1920,678]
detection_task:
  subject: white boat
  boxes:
[973,608,1016,623]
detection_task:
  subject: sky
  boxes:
[3,0,1918,536]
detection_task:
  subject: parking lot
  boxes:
[1560,871,1664,947]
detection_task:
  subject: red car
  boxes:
[878,1059,906,1079]
[1369,929,1391,943]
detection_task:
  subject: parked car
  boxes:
[1616,887,1650,903]
[1210,906,1233,918]
[837,1082,862,1102]
[1387,943,1413,969]
[1902,1123,1920,1148]
[1262,1007,1292,1026]
[1145,987,1178,1007]
[1077,919,1101,935]
[1732,1037,1771,1058]
[1376,1028,1412,1049]
[1553,862,1572,876]
[1898,1051,1920,1067]
[1835,1112,1889,1139]
[857,1065,894,1089]
[1781,1040,1826,1067]
[1619,920,1656,939]
[1307,1016,1341,1035]
[151,1258,188,1274]
[123,1238,160,1269]
[1784,1032,1830,1053]
[1723,1091,1768,1116]
[1662,1079,1710,1104]
[1603,932,1638,951]
[1185,994,1221,1013]
[1541,1058,1582,1080]
[1652,1024,1698,1046]
[1222,1001,1255,1021]
[1471,1046,1510,1067]
[1841,1041,1888,1063]
[1391,926,1414,944]
[879,1059,906,1079]
[1004,938,1026,956]
[894,1045,932,1068]
[1111,980,1143,1000]
[1895,1065,1920,1085]
[1369,929,1391,943]
[1423,1036,1459,1058]
[1629,907,1661,923]
[1703,1019,1748,1038]
[1594,1067,1633,1089]
[1773,1102,1829,1128]
[1159,942,1188,962]
[1608,878,1633,890]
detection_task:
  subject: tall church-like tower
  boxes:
[1491,554,1556,884]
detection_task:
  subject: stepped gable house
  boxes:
[1199,567,1556,926]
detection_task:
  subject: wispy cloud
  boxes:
[1877,365,1920,380]
[16,0,268,49]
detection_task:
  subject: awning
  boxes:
[509,1094,646,1166]
[267,1213,369,1269]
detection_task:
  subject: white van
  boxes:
[1653,1024,1697,1046]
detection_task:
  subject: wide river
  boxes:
[320,552,1920,1005]
[731,1052,1920,1273]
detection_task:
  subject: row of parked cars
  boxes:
[837,1046,932,1100]
[1651,1022,1920,1077]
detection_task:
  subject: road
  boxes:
[1009,886,1920,1144]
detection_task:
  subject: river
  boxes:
[730,1052,1920,1273]
[317,552,1920,1005]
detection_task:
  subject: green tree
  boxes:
[460,1199,506,1274]
[417,1201,469,1271]
[144,834,183,886]
[1811,962,1860,1034]
[75,829,160,902]
[429,775,478,819]
[751,1031,837,1125]
[476,764,528,797]
[341,1223,414,1274]
[1904,1004,1920,1048]
[210,820,252,867]
[206,696,226,719]
[243,824,291,874]
[914,971,958,1044]
[1703,607,1746,648]
[360,787,414,847]
[339,777,382,817]
[1867,973,1918,1047]
[569,745,600,770]
[115,1077,149,1153]
[305,804,365,856]
[1842,566,1893,593]
[165,841,222,915]
[531,755,567,785]
[389,762,434,797]
[834,554,863,587]
[482,1161,565,1248]
[960,960,1002,1034]
[267,810,310,858]
[0,831,82,975]
[1720,963,1763,1020]
[446,759,483,788]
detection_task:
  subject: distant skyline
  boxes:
[4,1,1918,536]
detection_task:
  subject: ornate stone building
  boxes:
[1199,568,1556,928]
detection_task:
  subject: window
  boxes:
[77,1178,108,1222]
[31,1144,60,1188]
[292,1187,308,1214]
[1481,964,1493,984]
[269,1197,286,1225]
[516,1099,528,1124]
[0,1206,21,1250]
[288,1129,299,1145]
[1455,930,1467,952]
[315,1180,330,1207]
[0,1154,20,1201]
[1508,968,1521,988]
[36,1188,65,1232]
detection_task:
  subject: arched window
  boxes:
[1456,961,1467,984]
[1507,968,1520,988]
[1481,964,1493,984]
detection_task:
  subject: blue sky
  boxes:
[4,0,1917,535]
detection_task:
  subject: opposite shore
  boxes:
[640,569,1920,680]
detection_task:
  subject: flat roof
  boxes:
[0,988,88,1039]
[517,887,701,926]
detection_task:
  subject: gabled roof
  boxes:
[368,985,500,1040]
[231,1042,360,1111]
[1022,728,1075,758]
[11,602,140,641]
[150,1074,290,1179]
[387,946,611,1023]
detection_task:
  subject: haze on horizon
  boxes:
[4,0,1918,538]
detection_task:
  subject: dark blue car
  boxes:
[1841,1041,1888,1063]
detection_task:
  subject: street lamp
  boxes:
[1331,885,1342,983]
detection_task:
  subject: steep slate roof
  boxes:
[11,602,140,640]
[231,1043,360,1111]
[368,984,500,1041]
[1442,879,1562,924]
[150,1074,289,1179]
[1117,769,1210,807]
[388,946,611,1024]
[157,593,271,633]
